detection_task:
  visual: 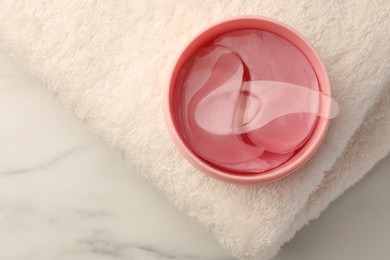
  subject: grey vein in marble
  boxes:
[0,146,85,176]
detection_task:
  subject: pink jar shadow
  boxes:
[164,17,332,184]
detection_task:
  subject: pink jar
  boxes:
[164,16,335,184]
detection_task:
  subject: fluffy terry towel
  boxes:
[1,1,389,259]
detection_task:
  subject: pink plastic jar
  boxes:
[164,17,333,184]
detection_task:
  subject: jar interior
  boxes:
[172,29,320,174]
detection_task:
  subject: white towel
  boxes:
[1,1,389,259]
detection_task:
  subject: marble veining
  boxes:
[0,146,85,176]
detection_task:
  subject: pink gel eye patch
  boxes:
[172,29,339,174]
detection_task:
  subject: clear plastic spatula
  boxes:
[195,80,339,136]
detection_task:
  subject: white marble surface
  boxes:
[0,51,389,260]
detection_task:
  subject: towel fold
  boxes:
[1,1,389,259]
